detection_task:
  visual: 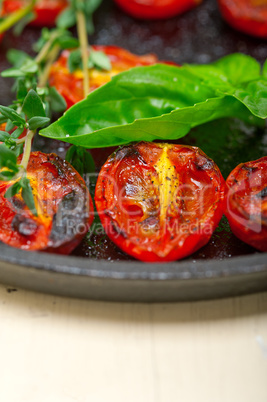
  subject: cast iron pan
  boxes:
[0,0,266,302]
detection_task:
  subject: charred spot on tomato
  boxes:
[9,197,26,212]
[11,215,38,237]
[95,142,225,262]
[256,186,267,199]
[0,152,93,253]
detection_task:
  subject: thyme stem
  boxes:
[20,129,35,171]
[0,0,37,35]
[76,5,89,98]
[35,31,60,65]
[38,44,60,87]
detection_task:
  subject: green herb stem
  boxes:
[76,5,89,98]
[20,129,34,171]
[35,31,60,65]
[0,0,37,35]
[38,44,60,87]
[16,136,27,145]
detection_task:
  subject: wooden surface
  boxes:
[0,284,266,402]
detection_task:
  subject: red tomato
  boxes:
[0,33,4,43]
[218,0,267,38]
[113,0,202,19]
[49,45,160,109]
[2,0,68,27]
[0,152,94,253]
[225,157,267,252]
[95,142,225,262]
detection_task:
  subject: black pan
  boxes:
[0,0,266,301]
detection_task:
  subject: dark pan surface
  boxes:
[0,0,266,301]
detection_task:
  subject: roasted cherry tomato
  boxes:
[49,45,160,109]
[95,142,225,262]
[0,152,94,253]
[2,0,68,27]
[218,0,267,38]
[113,0,202,20]
[225,157,267,252]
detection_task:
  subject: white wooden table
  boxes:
[0,283,266,402]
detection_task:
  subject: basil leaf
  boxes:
[185,53,261,87]
[22,89,46,119]
[40,59,266,148]
[263,60,267,78]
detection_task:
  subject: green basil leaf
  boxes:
[262,59,267,78]
[186,53,261,88]
[28,116,50,130]
[4,181,22,198]
[0,106,25,126]
[48,87,67,112]
[22,89,46,119]
[40,62,264,148]
[40,56,266,148]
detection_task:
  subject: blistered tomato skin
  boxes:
[114,0,202,20]
[225,157,267,252]
[95,142,225,263]
[218,0,267,38]
[49,45,160,109]
[0,152,94,253]
[2,0,68,27]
